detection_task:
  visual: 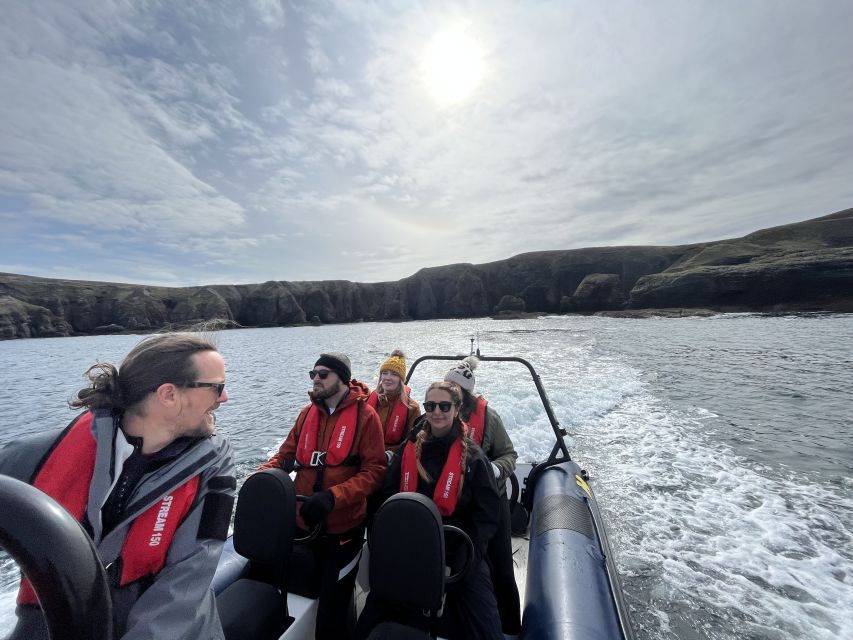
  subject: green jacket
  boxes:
[473,404,518,496]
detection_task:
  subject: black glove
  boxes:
[301,490,335,528]
[281,457,296,473]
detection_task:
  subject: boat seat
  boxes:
[366,621,438,640]
[216,469,296,640]
[360,492,446,639]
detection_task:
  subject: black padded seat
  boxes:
[367,621,433,640]
[217,469,296,640]
[217,579,292,640]
[362,492,446,638]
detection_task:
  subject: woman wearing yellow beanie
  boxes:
[367,350,422,463]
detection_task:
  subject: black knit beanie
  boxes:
[315,352,351,384]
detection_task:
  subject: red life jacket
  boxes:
[466,396,488,446]
[367,388,410,445]
[400,426,466,516]
[296,401,359,467]
[18,412,199,606]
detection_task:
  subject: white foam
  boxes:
[1,316,850,639]
[460,317,852,639]
[365,317,853,638]
[581,391,853,639]
[0,560,19,632]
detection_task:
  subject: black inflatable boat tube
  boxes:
[523,461,625,640]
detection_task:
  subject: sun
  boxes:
[421,28,485,107]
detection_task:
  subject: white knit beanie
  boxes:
[444,356,479,394]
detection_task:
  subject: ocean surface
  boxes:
[0,315,851,639]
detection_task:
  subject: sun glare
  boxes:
[422,28,485,106]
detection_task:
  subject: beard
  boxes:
[184,409,216,439]
[313,379,343,401]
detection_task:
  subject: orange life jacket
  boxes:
[367,388,410,446]
[466,396,488,446]
[296,401,359,467]
[400,427,466,516]
[17,412,199,605]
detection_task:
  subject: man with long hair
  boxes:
[0,333,236,639]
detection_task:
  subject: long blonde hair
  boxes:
[377,349,409,405]
[378,378,409,406]
[414,382,470,490]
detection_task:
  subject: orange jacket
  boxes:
[260,379,386,534]
[371,391,422,450]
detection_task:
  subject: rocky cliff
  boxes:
[2,208,852,339]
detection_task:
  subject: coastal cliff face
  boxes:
[2,208,852,339]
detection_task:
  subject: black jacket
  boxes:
[384,420,500,562]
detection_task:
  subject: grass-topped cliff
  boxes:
[2,208,851,339]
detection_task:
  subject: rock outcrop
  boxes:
[2,208,852,339]
[562,274,625,312]
[494,295,526,313]
[0,295,73,339]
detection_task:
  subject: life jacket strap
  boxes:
[296,453,361,469]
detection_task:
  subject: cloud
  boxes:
[1,0,852,285]
[250,0,286,29]
[0,6,251,243]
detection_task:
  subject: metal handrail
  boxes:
[405,351,635,640]
[406,354,571,461]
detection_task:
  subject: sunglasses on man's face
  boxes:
[309,370,332,380]
[423,401,454,413]
[184,382,225,396]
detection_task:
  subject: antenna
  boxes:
[469,336,475,356]
[476,330,481,357]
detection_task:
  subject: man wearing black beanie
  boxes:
[259,351,385,640]
[314,352,351,385]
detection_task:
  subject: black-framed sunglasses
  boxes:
[184,382,225,396]
[423,401,454,413]
[309,370,332,380]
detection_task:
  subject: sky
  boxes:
[1,0,852,286]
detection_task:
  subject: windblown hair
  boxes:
[414,381,470,490]
[70,333,218,413]
[457,386,478,421]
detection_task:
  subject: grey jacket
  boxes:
[0,409,236,640]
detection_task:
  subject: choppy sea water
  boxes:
[0,314,850,639]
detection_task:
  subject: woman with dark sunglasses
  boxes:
[444,356,522,635]
[361,381,503,639]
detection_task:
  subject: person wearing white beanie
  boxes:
[442,355,521,635]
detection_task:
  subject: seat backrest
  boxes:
[233,468,296,587]
[369,492,445,612]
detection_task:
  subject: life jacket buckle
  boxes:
[309,451,326,467]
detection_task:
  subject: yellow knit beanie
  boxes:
[380,349,407,380]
